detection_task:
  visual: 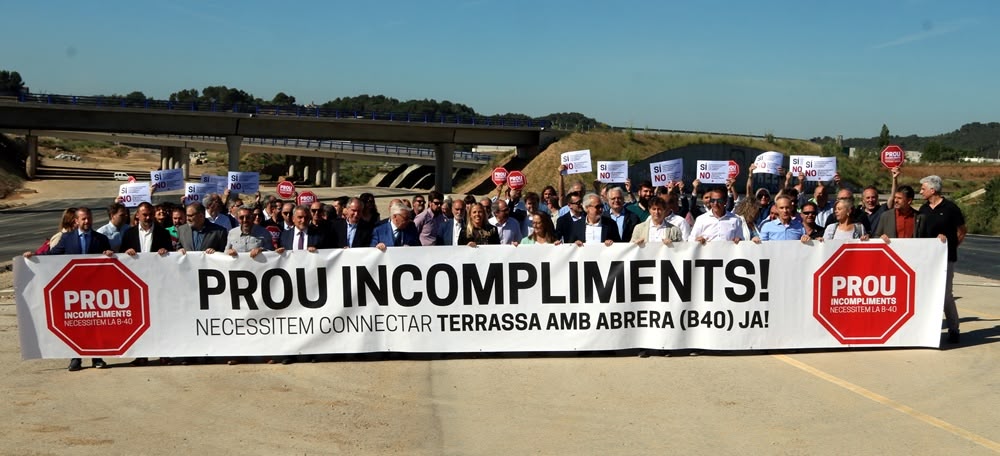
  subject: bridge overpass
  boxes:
[0,99,554,192]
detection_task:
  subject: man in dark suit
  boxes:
[568,193,622,246]
[605,187,639,242]
[437,198,466,246]
[331,197,373,248]
[370,201,420,250]
[555,191,585,243]
[175,202,228,254]
[120,202,173,256]
[26,207,114,371]
[276,205,326,253]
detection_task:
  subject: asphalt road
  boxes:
[3,198,1000,281]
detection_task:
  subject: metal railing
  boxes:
[17,92,550,129]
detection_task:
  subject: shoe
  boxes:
[947,330,960,344]
[68,358,82,372]
[93,359,108,369]
[130,358,148,367]
[281,357,294,365]
[226,359,240,366]
[159,357,173,365]
[638,350,650,358]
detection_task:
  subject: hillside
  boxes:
[840,122,1000,157]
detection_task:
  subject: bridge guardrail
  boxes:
[17,92,549,129]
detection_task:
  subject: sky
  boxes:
[3,0,998,139]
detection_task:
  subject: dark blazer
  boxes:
[175,222,228,251]
[608,210,640,242]
[119,224,173,253]
[309,220,340,249]
[457,224,501,246]
[555,213,580,243]
[49,230,112,255]
[568,216,623,244]
[279,226,326,250]
[437,217,464,246]
[330,219,374,248]
[370,220,420,247]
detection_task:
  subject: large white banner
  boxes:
[15,240,947,359]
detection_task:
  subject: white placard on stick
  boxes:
[150,168,184,192]
[560,149,593,175]
[752,151,784,175]
[227,171,260,194]
[649,159,684,187]
[184,183,213,206]
[596,161,629,183]
[118,183,151,208]
[790,155,838,182]
[200,174,227,193]
[695,160,730,184]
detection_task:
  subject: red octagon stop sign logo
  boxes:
[43,258,150,356]
[813,244,915,344]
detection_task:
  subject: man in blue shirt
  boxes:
[759,195,805,241]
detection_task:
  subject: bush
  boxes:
[962,176,1000,235]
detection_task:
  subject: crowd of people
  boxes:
[25,163,968,370]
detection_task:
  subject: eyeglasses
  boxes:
[708,198,725,204]
[588,205,603,210]
[238,215,253,220]
[281,211,292,215]
[801,211,816,215]
[185,213,198,218]
[569,201,582,206]
[413,200,425,204]
[431,200,443,205]
[758,195,770,200]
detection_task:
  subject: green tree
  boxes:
[878,124,891,148]
[271,92,296,105]
[169,88,200,103]
[0,70,25,94]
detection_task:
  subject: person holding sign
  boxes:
[688,188,746,244]
[630,197,683,246]
[568,193,621,246]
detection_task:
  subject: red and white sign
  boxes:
[296,191,317,206]
[506,171,526,190]
[813,243,915,344]
[727,160,740,179]
[492,167,508,186]
[43,258,150,356]
[880,145,905,169]
[276,180,296,199]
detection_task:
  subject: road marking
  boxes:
[774,354,1000,452]
[961,308,1000,320]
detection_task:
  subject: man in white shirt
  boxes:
[489,199,523,245]
[688,187,745,244]
[663,193,692,241]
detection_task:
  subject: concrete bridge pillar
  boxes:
[313,157,324,186]
[434,143,455,193]
[302,163,311,185]
[160,147,170,170]
[328,159,341,188]
[179,147,191,179]
[226,135,242,172]
[25,135,38,179]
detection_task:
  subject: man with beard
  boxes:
[413,191,445,246]
[625,180,654,222]
[226,206,274,259]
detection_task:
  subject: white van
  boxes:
[113,172,130,181]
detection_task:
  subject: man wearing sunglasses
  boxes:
[688,187,745,244]
[414,191,445,246]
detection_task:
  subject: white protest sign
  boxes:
[184,183,213,206]
[227,171,260,194]
[200,174,227,193]
[118,183,151,208]
[149,168,184,192]
[752,151,784,175]
[695,160,731,184]
[560,149,593,175]
[596,161,629,183]
[790,156,838,182]
[649,159,683,187]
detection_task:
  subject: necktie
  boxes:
[297,231,305,250]
[80,233,89,253]
[393,230,402,247]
